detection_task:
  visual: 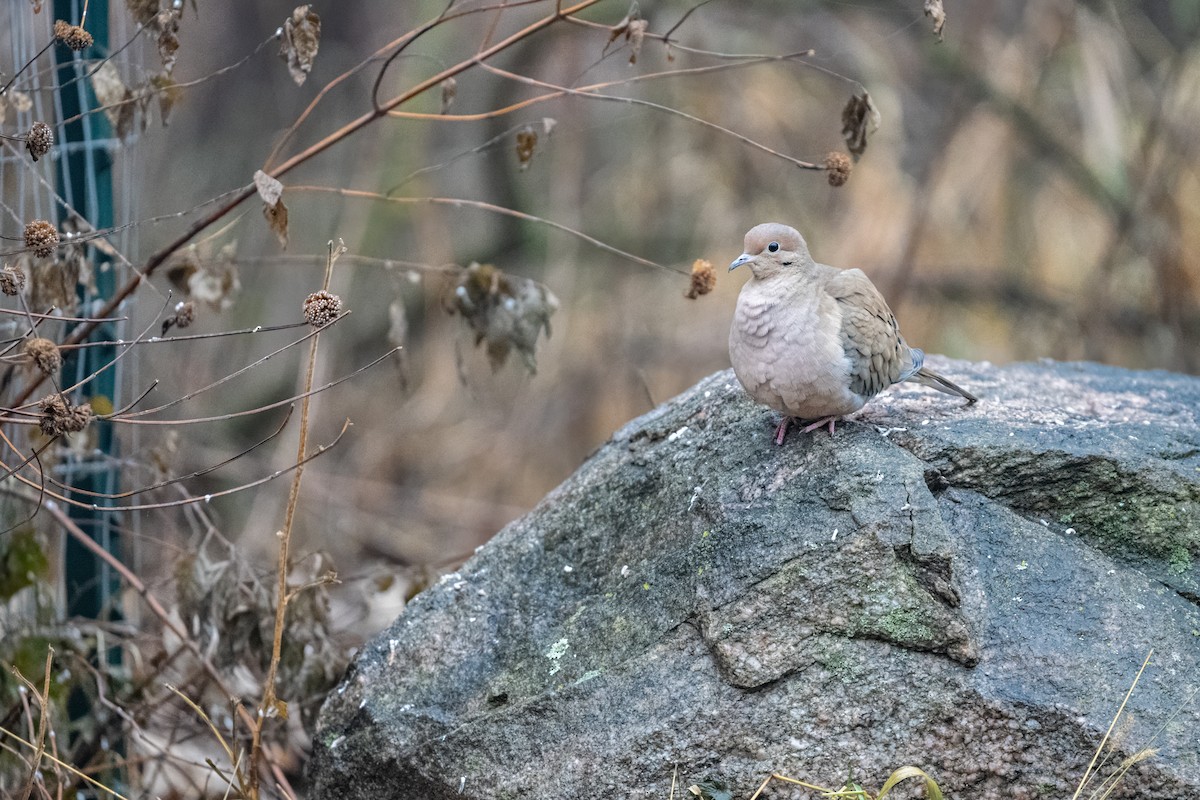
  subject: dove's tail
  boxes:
[909,367,978,405]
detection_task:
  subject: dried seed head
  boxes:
[824,151,852,187]
[303,290,342,327]
[447,262,558,373]
[173,300,195,328]
[26,122,53,161]
[24,337,62,375]
[685,259,716,299]
[54,20,94,52]
[0,264,26,296]
[38,394,93,437]
[162,300,196,335]
[24,220,59,258]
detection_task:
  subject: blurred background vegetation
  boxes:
[2,0,1199,793]
[131,0,1198,631]
[128,0,1200,627]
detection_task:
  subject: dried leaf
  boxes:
[607,2,649,63]
[30,0,45,13]
[515,126,538,169]
[626,19,648,63]
[171,540,330,698]
[140,85,156,118]
[389,295,412,390]
[131,82,154,137]
[91,61,136,139]
[446,263,558,373]
[189,259,240,312]
[924,0,946,41]
[387,299,408,349]
[190,257,240,312]
[155,9,181,70]
[607,11,632,46]
[264,200,289,249]
[514,119,555,170]
[90,62,127,114]
[28,251,77,315]
[149,430,180,479]
[59,215,95,295]
[151,72,182,125]
[608,4,640,44]
[126,0,158,26]
[254,169,284,206]
[270,697,289,721]
[165,248,201,294]
[126,1,183,71]
[280,5,321,86]
[440,77,457,114]
[841,91,880,160]
[87,234,122,261]
[11,90,33,113]
[167,241,241,312]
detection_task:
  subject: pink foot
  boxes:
[800,415,839,436]
[773,417,791,446]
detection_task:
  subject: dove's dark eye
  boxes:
[767,242,779,253]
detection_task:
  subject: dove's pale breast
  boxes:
[729,273,865,419]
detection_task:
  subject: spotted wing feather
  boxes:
[824,268,915,400]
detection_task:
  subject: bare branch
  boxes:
[291,185,686,275]
[112,346,396,426]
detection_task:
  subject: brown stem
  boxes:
[248,240,340,794]
[291,186,685,275]
[37,503,266,760]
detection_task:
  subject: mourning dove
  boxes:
[728,223,976,444]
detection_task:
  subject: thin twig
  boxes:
[113,317,346,419]
[0,418,349,513]
[384,52,815,123]
[9,0,606,411]
[0,726,131,800]
[291,186,686,275]
[39,406,294,500]
[479,61,823,170]
[14,647,54,800]
[111,344,393,426]
[249,240,341,795]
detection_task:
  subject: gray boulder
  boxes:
[309,359,1200,799]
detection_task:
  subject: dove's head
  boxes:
[729,223,811,279]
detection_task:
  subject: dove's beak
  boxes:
[729,253,752,271]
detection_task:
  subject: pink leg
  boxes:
[773,417,792,446]
[800,415,839,436]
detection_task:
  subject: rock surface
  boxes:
[310,359,1200,799]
